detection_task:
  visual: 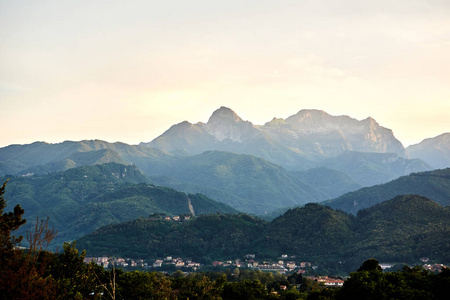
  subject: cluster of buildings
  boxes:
[306,276,344,287]
[152,256,201,270]
[84,253,315,274]
[84,254,448,276]
[210,254,315,274]
[84,257,147,268]
[422,264,447,272]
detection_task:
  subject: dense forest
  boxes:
[78,194,450,273]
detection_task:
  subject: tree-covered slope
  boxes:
[353,195,450,263]
[160,151,326,214]
[260,203,356,259]
[323,168,450,214]
[2,163,237,247]
[78,195,450,270]
[78,213,267,261]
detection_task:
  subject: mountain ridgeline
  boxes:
[324,168,450,214]
[143,107,406,163]
[406,133,450,169]
[78,194,450,271]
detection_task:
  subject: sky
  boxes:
[1,0,449,148]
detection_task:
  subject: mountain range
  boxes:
[1,107,447,214]
[142,107,407,167]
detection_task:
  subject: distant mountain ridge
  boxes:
[323,168,450,214]
[262,109,405,158]
[407,133,450,169]
[0,140,172,177]
[143,107,407,167]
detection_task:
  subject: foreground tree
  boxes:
[0,180,58,299]
[0,180,26,258]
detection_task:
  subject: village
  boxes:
[84,253,315,274]
[84,252,447,288]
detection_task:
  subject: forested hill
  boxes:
[78,194,450,272]
[323,168,450,214]
[2,162,237,247]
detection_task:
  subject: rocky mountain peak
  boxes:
[204,107,253,142]
[207,106,243,125]
[285,109,353,132]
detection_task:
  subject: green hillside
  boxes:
[78,213,266,261]
[78,195,450,272]
[324,168,450,214]
[260,203,356,259]
[2,163,237,247]
[162,151,319,213]
[352,195,450,263]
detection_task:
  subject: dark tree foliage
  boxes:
[0,180,26,256]
[334,259,450,300]
[357,258,382,272]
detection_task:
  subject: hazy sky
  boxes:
[1,0,449,148]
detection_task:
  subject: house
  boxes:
[380,263,393,270]
[153,260,163,267]
[98,257,109,263]
[286,261,296,270]
[308,276,344,287]
[423,264,446,272]
[300,262,311,268]
[176,261,185,268]
[324,278,344,287]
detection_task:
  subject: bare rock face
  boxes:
[407,133,450,169]
[204,106,254,143]
[261,109,405,158]
[143,107,408,168]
